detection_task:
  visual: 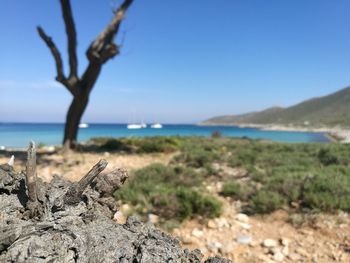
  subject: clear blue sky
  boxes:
[1,0,350,123]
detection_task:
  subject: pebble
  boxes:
[262,239,278,248]
[235,213,249,223]
[238,222,252,230]
[296,247,308,256]
[288,253,302,261]
[220,243,235,254]
[207,241,223,252]
[191,228,204,238]
[236,234,252,245]
[273,251,284,262]
[282,245,289,256]
[113,211,126,224]
[181,235,194,244]
[207,220,217,229]
[280,237,290,246]
[148,213,159,224]
[120,204,131,214]
[215,218,229,228]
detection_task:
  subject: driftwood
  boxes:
[0,142,231,263]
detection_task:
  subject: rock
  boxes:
[192,228,204,238]
[296,247,308,256]
[182,235,194,244]
[235,213,249,223]
[273,251,284,262]
[148,213,160,224]
[113,210,127,224]
[281,245,289,256]
[215,182,223,192]
[208,219,218,229]
[120,203,131,214]
[288,253,302,261]
[215,218,229,228]
[280,237,290,246]
[262,239,278,248]
[207,241,223,252]
[236,234,252,245]
[220,243,235,254]
[238,222,252,230]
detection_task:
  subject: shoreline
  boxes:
[199,122,350,143]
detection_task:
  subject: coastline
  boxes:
[199,122,350,143]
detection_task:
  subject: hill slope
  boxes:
[203,86,350,127]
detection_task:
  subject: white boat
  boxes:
[151,123,163,129]
[79,123,89,128]
[127,124,142,129]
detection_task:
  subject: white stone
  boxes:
[148,213,159,224]
[235,213,249,223]
[282,245,289,256]
[191,228,204,238]
[207,219,217,229]
[238,222,252,230]
[236,234,252,245]
[288,253,301,261]
[280,237,290,246]
[262,239,278,248]
[215,218,229,228]
[113,211,126,224]
[121,204,131,214]
[273,251,284,262]
[207,241,223,252]
[7,155,14,166]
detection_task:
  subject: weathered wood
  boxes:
[0,151,231,262]
[64,159,108,205]
[7,155,14,167]
[25,141,40,217]
[26,141,37,203]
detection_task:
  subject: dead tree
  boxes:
[37,0,134,150]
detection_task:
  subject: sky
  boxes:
[1,0,350,123]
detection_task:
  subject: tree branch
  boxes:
[37,27,66,83]
[60,0,78,80]
[37,26,77,96]
[86,0,133,63]
[64,159,108,205]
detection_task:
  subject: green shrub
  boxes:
[115,163,222,224]
[100,138,132,152]
[136,137,180,153]
[317,148,339,166]
[249,191,287,213]
[303,169,350,211]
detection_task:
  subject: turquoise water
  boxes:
[0,123,329,148]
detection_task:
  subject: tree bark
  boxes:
[63,95,89,150]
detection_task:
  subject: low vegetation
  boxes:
[115,163,222,229]
[88,136,181,153]
[85,136,350,224]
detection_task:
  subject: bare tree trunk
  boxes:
[63,95,89,150]
[38,0,133,150]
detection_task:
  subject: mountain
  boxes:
[203,86,350,127]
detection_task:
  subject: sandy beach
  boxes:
[200,122,350,143]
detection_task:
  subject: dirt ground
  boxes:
[1,150,350,262]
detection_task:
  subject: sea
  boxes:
[0,123,329,149]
